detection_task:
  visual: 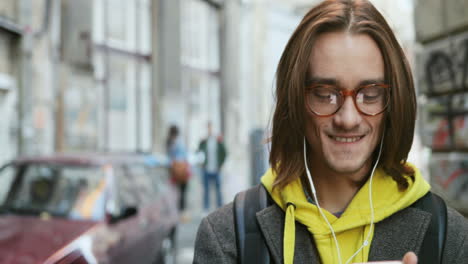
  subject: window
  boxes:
[0,164,106,220]
[181,0,222,147]
[0,165,15,205]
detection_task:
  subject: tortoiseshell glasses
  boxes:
[305,83,390,117]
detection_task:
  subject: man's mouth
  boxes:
[328,135,364,143]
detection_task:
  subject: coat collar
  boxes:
[369,206,432,261]
[255,204,432,263]
[256,204,320,263]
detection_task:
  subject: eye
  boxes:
[311,86,338,103]
[358,86,385,103]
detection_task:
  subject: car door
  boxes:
[145,163,179,261]
[147,164,178,235]
[126,163,164,261]
[104,164,152,264]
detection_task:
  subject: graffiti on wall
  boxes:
[419,32,468,150]
[418,31,468,212]
[424,39,468,94]
[430,155,468,210]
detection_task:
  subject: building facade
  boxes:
[0,0,434,205]
[0,1,23,165]
[60,0,153,152]
[414,0,468,214]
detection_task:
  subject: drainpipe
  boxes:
[135,0,142,152]
[33,0,52,39]
[103,0,110,151]
[18,0,54,155]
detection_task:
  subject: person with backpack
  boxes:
[193,1,468,264]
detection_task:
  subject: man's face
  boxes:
[305,31,385,179]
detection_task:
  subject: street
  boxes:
[173,177,203,264]
[173,167,247,264]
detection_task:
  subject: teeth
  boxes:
[333,136,361,143]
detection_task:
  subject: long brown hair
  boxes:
[166,125,180,152]
[269,0,416,190]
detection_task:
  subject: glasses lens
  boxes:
[355,85,388,115]
[306,86,340,115]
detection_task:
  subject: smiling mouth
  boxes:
[329,135,364,143]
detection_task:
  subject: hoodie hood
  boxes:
[261,164,430,264]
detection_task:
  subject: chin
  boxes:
[326,158,369,175]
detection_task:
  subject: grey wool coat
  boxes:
[193,201,468,263]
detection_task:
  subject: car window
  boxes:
[149,166,170,194]
[115,166,140,210]
[67,168,107,221]
[126,164,155,204]
[8,165,59,214]
[0,165,16,205]
[3,164,106,220]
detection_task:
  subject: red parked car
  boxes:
[0,153,179,264]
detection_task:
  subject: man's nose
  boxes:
[333,97,362,129]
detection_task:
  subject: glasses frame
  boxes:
[305,83,391,117]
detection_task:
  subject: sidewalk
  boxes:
[174,167,248,264]
[174,175,203,264]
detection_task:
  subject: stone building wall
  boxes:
[414,0,468,214]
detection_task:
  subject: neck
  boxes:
[304,161,371,214]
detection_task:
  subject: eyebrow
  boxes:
[305,77,386,88]
[358,78,386,86]
[305,77,338,86]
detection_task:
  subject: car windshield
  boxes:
[0,163,107,220]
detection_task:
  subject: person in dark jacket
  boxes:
[198,121,227,212]
[193,1,468,263]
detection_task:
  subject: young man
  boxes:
[194,1,468,263]
[198,122,227,211]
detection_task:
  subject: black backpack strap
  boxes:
[234,185,271,264]
[410,192,447,264]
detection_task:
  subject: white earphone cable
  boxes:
[303,135,384,264]
[303,138,343,264]
[343,135,383,264]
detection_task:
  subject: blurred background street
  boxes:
[173,176,203,264]
[0,0,467,263]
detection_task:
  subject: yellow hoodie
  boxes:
[261,165,430,264]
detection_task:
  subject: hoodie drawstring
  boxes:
[284,202,296,264]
